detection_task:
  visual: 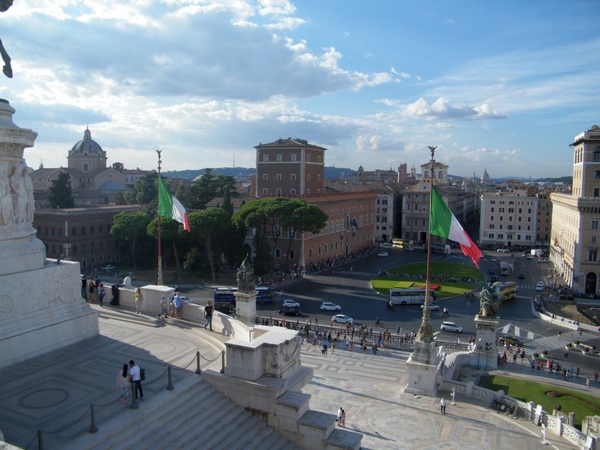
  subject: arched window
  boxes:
[72,227,76,236]
[90,226,95,234]
[81,226,86,235]
[289,249,295,259]
[58,228,63,236]
[275,248,281,258]
[308,248,313,257]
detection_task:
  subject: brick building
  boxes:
[33,205,141,272]
[253,138,376,270]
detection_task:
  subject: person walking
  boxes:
[586,377,591,389]
[159,295,168,318]
[98,283,106,307]
[336,407,345,427]
[440,397,447,414]
[129,360,143,401]
[204,300,214,331]
[134,288,143,314]
[110,280,120,306]
[172,292,183,319]
[116,364,130,403]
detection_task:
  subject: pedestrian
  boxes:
[98,283,106,307]
[159,295,168,318]
[110,280,120,306]
[204,300,214,331]
[336,407,345,426]
[440,397,447,414]
[331,342,335,354]
[173,292,183,319]
[128,360,143,401]
[116,363,130,403]
[595,371,599,383]
[80,275,87,299]
[134,287,143,314]
[87,277,95,303]
[586,377,591,389]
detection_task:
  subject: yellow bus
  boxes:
[392,238,412,249]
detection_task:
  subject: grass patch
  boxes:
[543,302,595,326]
[479,375,600,430]
[371,261,482,299]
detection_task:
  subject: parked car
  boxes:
[378,251,388,257]
[282,299,300,308]
[518,274,525,280]
[491,257,498,263]
[440,322,463,333]
[331,314,354,325]
[320,302,341,311]
[499,335,523,347]
[497,248,510,253]
[535,282,545,291]
[421,303,440,311]
[406,246,414,251]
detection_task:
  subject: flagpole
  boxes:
[415,145,437,344]
[156,150,163,286]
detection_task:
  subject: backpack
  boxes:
[140,367,146,381]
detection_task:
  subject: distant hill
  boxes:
[163,166,356,180]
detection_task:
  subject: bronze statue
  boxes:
[479,284,499,318]
[0,0,14,78]
[236,254,255,293]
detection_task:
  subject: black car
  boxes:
[499,335,524,347]
[518,274,525,279]
[279,305,301,316]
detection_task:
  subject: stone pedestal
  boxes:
[234,290,257,326]
[0,100,98,369]
[404,341,439,396]
[474,315,498,370]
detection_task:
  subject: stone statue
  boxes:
[479,284,499,318]
[0,164,14,225]
[9,165,26,223]
[236,254,255,293]
[0,0,14,79]
[23,166,34,222]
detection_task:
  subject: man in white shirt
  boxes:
[129,360,144,401]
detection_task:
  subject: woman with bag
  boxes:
[116,364,130,403]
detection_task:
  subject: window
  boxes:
[595,170,600,179]
[592,220,599,230]
[291,154,297,162]
[490,224,495,229]
[593,236,597,243]
[488,233,494,239]
[99,225,103,233]
[263,154,269,162]
[275,248,281,258]
[277,154,282,162]
[289,249,295,259]
[593,147,600,162]
[72,227,76,236]
[276,189,282,196]
[81,226,86,235]
[263,174,268,180]
[307,155,311,162]
[262,188,268,195]
[276,174,282,180]
[490,207,494,212]
[290,189,296,195]
[589,249,598,262]
[72,244,77,255]
[44,226,48,234]
[318,156,322,163]
[52,227,55,235]
[307,174,311,181]
[291,174,296,180]
[595,188,600,198]
[90,226,95,234]
[308,248,313,257]
[83,163,88,172]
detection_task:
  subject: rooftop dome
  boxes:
[70,128,105,156]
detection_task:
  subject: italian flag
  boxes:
[158,176,191,232]
[430,186,481,268]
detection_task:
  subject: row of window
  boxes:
[262,154,322,163]
[262,173,322,182]
[489,216,532,222]
[488,225,532,231]
[487,234,533,241]
[46,241,119,255]
[306,234,365,258]
[38,224,112,236]
[262,188,321,195]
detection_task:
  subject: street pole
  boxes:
[156,150,163,286]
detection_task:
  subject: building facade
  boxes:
[479,189,538,248]
[550,125,600,293]
[33,205,140,271]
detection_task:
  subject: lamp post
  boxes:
[484,341,493,371]
[156,150,163,286]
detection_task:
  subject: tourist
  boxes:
[116,364,130,403]
[128,360,143,401]
[110,280,120,306]
[203,300,214,330]
[159,295,168,318]
[134,288,143,314]
[586,377,591,389]
[98,283,106,307]
[172,292,183,319]
[440,397,447,414]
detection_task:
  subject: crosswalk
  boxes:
[499,323,596,355]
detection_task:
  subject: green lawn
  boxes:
[371,261,483,299]
[479,375,600,430]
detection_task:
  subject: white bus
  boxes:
[388,288,437,306]
[499,261,510,276]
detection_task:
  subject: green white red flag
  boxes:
[158,176,191,232]
[430,186,481,268]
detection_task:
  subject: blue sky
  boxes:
[1,1,598,178]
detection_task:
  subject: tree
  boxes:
[188,208,231,281]
[110,211,151,272]
[147,218,187,281]
[47,171,74,208]
[233,197,327,274]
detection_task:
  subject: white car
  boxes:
[440,321,463,333]
[102,264,116,271]
[320,302,341,311]
[331,314,354,325]
[491,257,498,263]
[497,248,510,253]
[421,303,440,311]
[535,282,545,291]
[378,251,388,257]
[282,299,300,308]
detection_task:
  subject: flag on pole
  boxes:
[430,186,481,268]
[158,176,191,232]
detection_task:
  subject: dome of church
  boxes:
[70,128,105,156]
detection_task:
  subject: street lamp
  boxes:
[484,341,493,371]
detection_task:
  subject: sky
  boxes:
[1,1,599,179]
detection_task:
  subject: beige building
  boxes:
[479,189,538,248]
[550,125,600,293]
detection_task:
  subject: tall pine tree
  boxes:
[48,172,75,208]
